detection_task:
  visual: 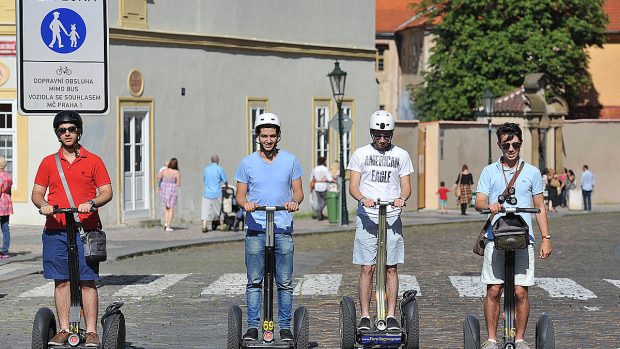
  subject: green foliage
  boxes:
[409,0,608,120]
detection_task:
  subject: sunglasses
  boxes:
[500,142,522,151]
[56,126,78,135]
[372,133,393,141]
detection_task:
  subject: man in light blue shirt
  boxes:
[580,164,595,211]
[475,123,552,349]
[235,113,304,342]
[201,155,227,232]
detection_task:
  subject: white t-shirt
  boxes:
[347,144,414,219]
[311,165,332,192]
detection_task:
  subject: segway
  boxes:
[32,207,126,349]
[339,200,419,349]
[463,206,555,349]
[227,206,311,349]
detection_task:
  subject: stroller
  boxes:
[220,184,243,231]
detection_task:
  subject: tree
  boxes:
[409,0,608,120]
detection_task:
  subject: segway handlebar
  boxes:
[480,207,540,214]
[255,206,288,212]
[53,206,97,213]
[371,199,406,207]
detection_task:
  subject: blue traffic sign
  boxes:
[40,8,86,54]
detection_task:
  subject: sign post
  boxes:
[16,0,109,115]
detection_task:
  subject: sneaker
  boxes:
[84,332,99,347]
[280,329,294,341]
[48,330,70,346]
[386,316,400,330]
[0,253,9,259]
[481,340,499,349]
[515,340,531,349]
[243,328,258,341]
[357,317,371,331]
[165,227,174,232]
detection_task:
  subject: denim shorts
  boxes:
[42,229,100,281]
[353,215,404,265]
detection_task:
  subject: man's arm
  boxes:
[475,192,502,214]
[395,175,411,207]
[285,178,304,212]
[78,184,113,213]
[349,170,373,207]
[32,184,54,215]
[236,181,256,212]
[533,193,552,259]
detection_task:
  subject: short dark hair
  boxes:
[496,122,522,143]
[583,164,589,170]
[317,156,326,166]
[440,181,445,186]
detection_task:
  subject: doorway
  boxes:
[122,107,151,220]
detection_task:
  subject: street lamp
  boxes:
[327,61,349,225]
[482,89,495,164]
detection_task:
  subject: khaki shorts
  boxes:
[201,197,221,221]
[353,215,404,265]
[481,241,535,286]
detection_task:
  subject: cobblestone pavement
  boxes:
[0,213,619,348]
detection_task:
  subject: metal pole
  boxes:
[487,118,492,164]
[337,101,349,225]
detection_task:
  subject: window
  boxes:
[0,101,16,186]
[247,98,268,153]
[376,44,388,71]
[315,104,330,164]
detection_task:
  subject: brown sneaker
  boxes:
[84,332,99,347]
[48,330,70,346]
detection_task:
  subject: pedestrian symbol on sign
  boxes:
[40,8,86,54]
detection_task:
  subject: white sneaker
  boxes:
[482,340,499,349]
[515,341,531,349]
[165,227,174,231]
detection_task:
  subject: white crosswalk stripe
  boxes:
[535,278,597,300]
[19,281,55,298]
[603,279,620,289]
[201,273,246,296]
[449,276,486,298]
[113,274,190,298]
[0,262,36,276]
[398,274,422,296]
[294,274,341,296]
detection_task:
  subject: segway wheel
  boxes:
[463,315,481,349]
[293,306,310,349]
[402,297,419,349]
[536,314,555,349]
[339,296,356,349]
[227,305,243,349]
[101,312,126,349]
[32,307,57,349]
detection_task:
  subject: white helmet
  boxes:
[254,112,281,133]
[369,110,395,131]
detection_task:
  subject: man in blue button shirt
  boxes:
[475,123,552,349]
[235,112,304,342]
[580,164,595,211]
[201,155,227,232]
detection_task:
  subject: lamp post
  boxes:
[328,61,349,225]
[482,89,495,164]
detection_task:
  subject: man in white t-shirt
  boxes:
[310,156,333,220]
[347,110,414,331]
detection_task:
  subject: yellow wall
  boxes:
[0,89,27,202]
[587,44,620,106]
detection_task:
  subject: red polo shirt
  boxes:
[34,147,111,230]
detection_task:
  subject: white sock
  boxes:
[487,339,497,343]
[515,339,524,343]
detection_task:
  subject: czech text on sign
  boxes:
[17,0,109,115]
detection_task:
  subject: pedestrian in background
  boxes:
[157,158,180,231]
[454,164,474,215]
[156,159,169,194]
[565,169,576,203]
[310,156,332,221]
[202,154,227,232]
[581,164,595,211]
[436,181,450,215]
[0,156,13,259]
[547,169,561,213]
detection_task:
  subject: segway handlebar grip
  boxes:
[480,207,541,214]
[372,199,406,207]
[255,206,288,212]
[53,206,97,214]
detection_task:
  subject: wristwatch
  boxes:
[87,199,97,208]
[542,235,551,240]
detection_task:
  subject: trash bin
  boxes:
[470,192,476,207]
[326,191,339,224]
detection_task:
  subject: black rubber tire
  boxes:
[227,305,242,349]
[101,312,126,349]
[293,306,310,349]
[402,297,419,349]
[536,314,555,349]
[339,296,356,349]
[32,307,56,349]
[463,315,481,349]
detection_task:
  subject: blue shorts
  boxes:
[42,229,100,281]
[439,199,448,208]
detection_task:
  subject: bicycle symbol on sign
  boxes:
[56,66,72,75]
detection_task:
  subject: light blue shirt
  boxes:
[234,150,303,234]
[581,170,595,191]
[477,158,544,244]
[203,163,227,199]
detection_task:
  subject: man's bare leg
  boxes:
[484,284,503,341]
[359,265,375,317]
[386,265,398,317]
[54,280,70,330]
[81,281,99,334]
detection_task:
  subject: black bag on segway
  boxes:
[492,214,529,251]
[81,229,107,263]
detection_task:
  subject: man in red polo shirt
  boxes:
[31,111,113,347]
